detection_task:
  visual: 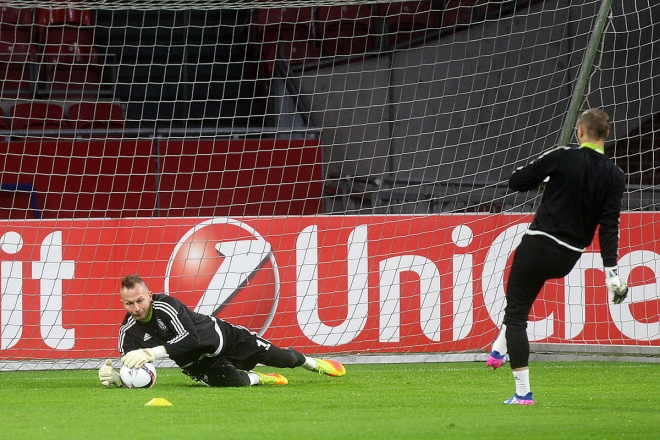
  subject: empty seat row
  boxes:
[251,1,484,76]
[0,7,101,98]
[0,101,124,132]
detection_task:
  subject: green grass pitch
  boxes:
[1,362,658,439]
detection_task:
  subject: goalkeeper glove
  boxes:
[605,266,628,305]
[121,346,168,368]
[98,359,121,387]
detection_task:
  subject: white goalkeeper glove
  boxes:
[605,266,628,305]
[121,346,168,368]
[98,359,121,387]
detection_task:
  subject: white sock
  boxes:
[513,369,531,396]
[302,356,317,371]
[492,324,507,355]
[247,372,260,386]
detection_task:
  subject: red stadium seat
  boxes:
[376,1,438,48]
[35,6,99,96]
[68,101,125,133]
[252,8,313,42]
[40,28,101,96]
[0,7,34,27]
[252,8,316,79]
[35,8,96,62]
[0,28,37,97]
[315,5,374,56]
[9,102,68,132]
[37,8,94,27]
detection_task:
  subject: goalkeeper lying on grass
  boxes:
[99,274,345,387]
[486,109,627,405]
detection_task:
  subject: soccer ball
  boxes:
[120,363,157,388]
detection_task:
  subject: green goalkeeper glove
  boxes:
[98,359,121,387]
[121,346,168,368]
[605,266,628,305]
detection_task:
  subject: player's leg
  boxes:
[182,356,288,387]
[223,323,305,370]
[224,323,345,377]
[501,235,580,404]
[181,357,252,387]
[504,235,580,369]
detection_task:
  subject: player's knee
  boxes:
[206,368,251,387]
[286,348,306,367]
[503,315,527,331]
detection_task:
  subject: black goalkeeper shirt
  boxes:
[118,293,224,367]
[508,145,625,267]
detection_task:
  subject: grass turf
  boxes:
[0,362,658,440]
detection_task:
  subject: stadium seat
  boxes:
[37,8,94,27]
[39,28,101,96]
[9,102,68,132]
[0,28,37,97]
[0,7,34,27]
[35,6,99,96]
[252,8,315,78]
[36,7,95,44]
[376,2,438,48]
[68,101,125,134]
[315,5,374,56]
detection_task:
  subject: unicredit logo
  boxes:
[164,218,279,336]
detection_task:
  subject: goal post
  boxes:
[1,0,659,371]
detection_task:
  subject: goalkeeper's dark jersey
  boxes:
[508,145,625,267]
[118,294,225,367]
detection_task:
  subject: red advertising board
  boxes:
[0,214,658,361]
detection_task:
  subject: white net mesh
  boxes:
[1,0,659,370]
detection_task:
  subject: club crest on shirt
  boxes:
[157,319,167,331]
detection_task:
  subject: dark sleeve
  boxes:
[118,316,144,355]
[508,148,559,192]
[155,296,202,358]
[598,167,625,267]
[119,330,142,355]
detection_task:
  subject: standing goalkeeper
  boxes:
[487,108,627,405]
[99,274,345,387]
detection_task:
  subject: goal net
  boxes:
[1,0,659,370]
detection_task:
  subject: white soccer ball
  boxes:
[120,362,157,388]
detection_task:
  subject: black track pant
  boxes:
[182,323,306,387]
[503,234,581,369]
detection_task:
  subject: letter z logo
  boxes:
[164,218,280,336]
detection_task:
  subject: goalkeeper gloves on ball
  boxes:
[605,266,628,305]
[98,359,121,387]
[121,346,168,368]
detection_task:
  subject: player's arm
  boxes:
[118,318,170,369]
[600,169,627,304]
[508,148,561,192]
[121,346,168,369]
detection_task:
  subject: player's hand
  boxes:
[99,359,121,387]
[605,266,628,304]
[121,348,156,368]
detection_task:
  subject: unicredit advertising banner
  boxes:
[1,214,659,361]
